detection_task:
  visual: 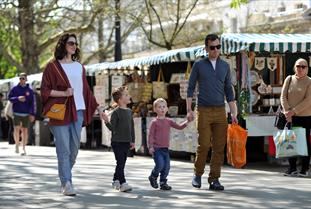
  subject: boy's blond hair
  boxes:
[153,98,167,109]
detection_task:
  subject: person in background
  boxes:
[8,73,35,155]
[102,86,135,192]
[187,34,238,191]
[0,93,3,140]
[27,82,43,145]
[41,33,103,196]
[148,98,188,190]
[280,58,311,177]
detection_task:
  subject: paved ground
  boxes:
[0,142,310,209]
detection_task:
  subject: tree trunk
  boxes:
[18,0,39,74]
[98,15,106,62]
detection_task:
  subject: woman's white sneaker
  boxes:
[62,182,76,196]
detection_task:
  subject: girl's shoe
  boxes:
[298,171,308,177]
[15,145,19,154]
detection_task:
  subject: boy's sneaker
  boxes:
[192,175,201,188]
[148,175,159,189]
[112,180,121,190]
[62,181,76,196]
[160,183,172,191]
[283,169,298,177]
[298,171,309,177]
[119,183,132,192]
[209,179,224,191]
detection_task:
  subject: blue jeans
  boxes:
[111,142,130,184]
[151,148,170,184]
[49,110,84,186]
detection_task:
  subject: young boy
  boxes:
[148,98,188,190]
[102,86,135,192]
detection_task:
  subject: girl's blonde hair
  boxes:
[153,98,167,109]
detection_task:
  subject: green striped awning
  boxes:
[85,45,204,75]
[221,33,311,54]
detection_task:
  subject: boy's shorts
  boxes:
[13,114,29,128]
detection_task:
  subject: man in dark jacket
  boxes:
[8,73,35,155]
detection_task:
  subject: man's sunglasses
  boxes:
[209,45,221,50]
[296,65,307,69]
[66,41,78,46]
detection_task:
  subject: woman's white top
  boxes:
[61,62,85,110]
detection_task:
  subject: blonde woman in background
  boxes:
[280,58,311,177]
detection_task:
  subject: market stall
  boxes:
[85,46,205,153]
[87,33,311,160]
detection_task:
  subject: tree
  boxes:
[80,0,145,64]
[0,0,104,75]
[230,0,249,9]
[137,0,199,50]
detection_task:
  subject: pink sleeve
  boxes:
[169,119,187,130]
[148,121,156,148]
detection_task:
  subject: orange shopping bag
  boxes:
[227,124,248,168]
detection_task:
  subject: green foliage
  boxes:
[230,0,248,9]
[238,89,250,119]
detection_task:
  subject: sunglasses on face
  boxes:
[296,65,307,69]
[209,45,221,50]
[19,77,26,80]
[66,41,78,46]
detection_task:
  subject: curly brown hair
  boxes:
[54,33,80,61]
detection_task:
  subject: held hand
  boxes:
[65,88,74,97]
[187,110,194,122]
[130,143,135,150]
[101,112,109,123]
[149,147,155,155]
[29,115,35,123]
[285,110,295,118]
[18,96,26,102]
[231,115,238,124]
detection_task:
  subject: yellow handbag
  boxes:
[45,98,68,120]
[45,62,68,120]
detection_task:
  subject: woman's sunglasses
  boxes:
[209,45,221,50]
[66,41,78,46]
[19,77,26,80]
[296,65,307,69]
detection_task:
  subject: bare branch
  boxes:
[148,0,168,44]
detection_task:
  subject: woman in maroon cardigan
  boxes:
[41,33,103,196]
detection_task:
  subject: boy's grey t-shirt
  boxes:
[105,107,135,143]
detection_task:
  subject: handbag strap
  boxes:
[51,61,69,104]
[286,76,292,100]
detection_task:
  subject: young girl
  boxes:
[102,86,135,192]
[148,98,188,190]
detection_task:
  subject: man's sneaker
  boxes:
[209,180,224,191]
[119,183,132,192]
[160,183,172,191]
[192,175,201,188]
[298,171,309,177]
[15,145,19,154]
[62,181,76,196]
[112,180,121,190]
[148,175,159,189]
[283,169,298,177]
